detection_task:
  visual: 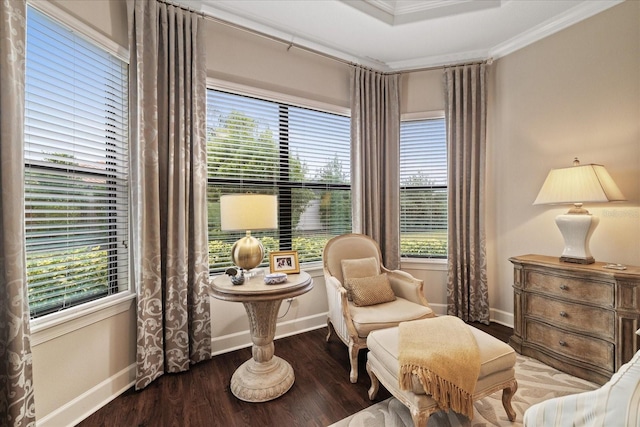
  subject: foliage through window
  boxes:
[206,90,351,271]
[24,6,129,318]
[400,117,447,258]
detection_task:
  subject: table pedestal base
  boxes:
[230,356,294,402]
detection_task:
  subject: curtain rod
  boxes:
[402,58,493,74]
[157,0,207,18]
[200,10,360,69]
[165,0,491,74]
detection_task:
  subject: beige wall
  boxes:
[49,0,128,48]
[487,0,640,319]
[28,0,639,424]
[401,68,445,114]
[205,21,351,108]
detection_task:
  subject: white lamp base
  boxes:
[555,213,599,264]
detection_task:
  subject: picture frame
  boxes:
[269,250,300,274]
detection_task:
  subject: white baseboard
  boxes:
[490,308,514,328]
[429,303,514,328]
[431,303,448,316]
[37,364,136,427]
[211,312,327,355]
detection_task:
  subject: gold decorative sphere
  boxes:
[231,235,264,270]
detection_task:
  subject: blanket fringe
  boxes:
[399,364,474,418]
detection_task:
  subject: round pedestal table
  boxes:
[210,270,313,402]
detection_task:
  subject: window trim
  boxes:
[402,110,445,122]
[399,110,448,262]
[28,0,129,63]
[30,292,136,345]
[26,1,132,328]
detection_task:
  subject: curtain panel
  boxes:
[0,0,36,425]
[128,0,211,390]
[444,63,490,324]
[350,66,401,269]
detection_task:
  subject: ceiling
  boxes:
[183,0,623,71]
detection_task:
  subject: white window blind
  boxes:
[400,118,448,258]
[24,6,129,318]
[206,90,351,270]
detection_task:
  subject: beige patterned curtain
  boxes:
[128,0,211,390]
[444,63,490,324]
[0,0,36,425]
[351,66,401,269]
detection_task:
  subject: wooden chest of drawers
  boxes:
[509,254,640,384]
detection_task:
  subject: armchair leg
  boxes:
[502,379,518,422]
[326,318,333,342]
[348,342,359,383]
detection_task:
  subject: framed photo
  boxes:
[269,251,300,274]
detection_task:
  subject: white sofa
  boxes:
[524,331,640,426]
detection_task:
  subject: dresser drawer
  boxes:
[525,293,614,340]
[525,320,614,371]
[525,270,613,307]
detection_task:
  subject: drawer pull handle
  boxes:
[559,340,567,347]
[559,285,568,291]
[560,311,567,317]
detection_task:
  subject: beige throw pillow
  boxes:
[341,257,379,300]
[347,273,396,307]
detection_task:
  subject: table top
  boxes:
[210,269,313,302]
[510,254,640,278]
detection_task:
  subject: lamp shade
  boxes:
[533,160,626,206]
[533,158,626,264]
[220,194,278,231]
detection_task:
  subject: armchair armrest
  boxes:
[324,272,359,341]
[325,274,345,293]
[383,268,430,307]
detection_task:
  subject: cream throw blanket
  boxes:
[398,316,481,418]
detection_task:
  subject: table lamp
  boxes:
[533,157,625,264]
[220,194,278,271]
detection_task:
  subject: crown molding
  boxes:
[489,0,624,59]
[390,0,623,71]
[342,0,502,26]
[189,0,623,73]
[386,48,490,72]
[194,0,385,69]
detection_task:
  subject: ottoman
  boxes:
[366,324,518,427]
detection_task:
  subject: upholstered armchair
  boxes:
[322,233,435,383]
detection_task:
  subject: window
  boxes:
[24,6,129,318]
[206,90,351,271]
[399,116,447,258]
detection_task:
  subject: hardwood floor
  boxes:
[77,322,512,427]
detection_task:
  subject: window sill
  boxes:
[401,257,448,271]
[30,292,136,346]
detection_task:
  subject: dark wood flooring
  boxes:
[76,322,512,427]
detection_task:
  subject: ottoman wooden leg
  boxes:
[366,361,379,400]
[502,379,518,421]
[410,410,432,427]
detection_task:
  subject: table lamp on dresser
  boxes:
[533,157,625,264]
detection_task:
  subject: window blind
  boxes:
[24,7,129,318]
[400,118,448,257]
[206,90,351,271]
